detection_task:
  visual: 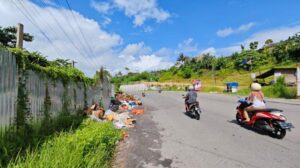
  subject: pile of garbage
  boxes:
[84,92,144,129]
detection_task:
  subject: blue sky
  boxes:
[1,0,300,75]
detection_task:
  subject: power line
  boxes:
[38,0,98,69]
[28,1,62,42]
[14,0,99,72]
[39,0,89,61]
[22,0,69,57]
[64,0,95,57]
[55,0,92,58]
[31,0,94,68]
[11,0,64,58]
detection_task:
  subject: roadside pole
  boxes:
[16,23,24,49]
[297,67,300,97]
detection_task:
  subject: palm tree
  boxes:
[177,53,186,62]
[240,45,245,51]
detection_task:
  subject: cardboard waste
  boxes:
[85,92,144,130]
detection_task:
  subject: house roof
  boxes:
[256,68,297,79]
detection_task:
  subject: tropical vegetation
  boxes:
[0,25,111,167]
[8,120,122,168]
[112,33,300,98]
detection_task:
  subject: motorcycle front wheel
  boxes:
[236,113,243,124]
[272,128,286,139]
[195,111,200,120]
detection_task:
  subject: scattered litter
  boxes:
[85,92,145,131]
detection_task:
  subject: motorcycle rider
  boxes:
[244,83,266,122]
[184,85,197,112]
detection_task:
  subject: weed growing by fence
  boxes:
[0,81,84,167]
[8,120,122,168]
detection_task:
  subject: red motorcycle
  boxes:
[236,99,294,139]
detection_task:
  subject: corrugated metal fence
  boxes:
[0,49,17,130]
[0,48,112,130]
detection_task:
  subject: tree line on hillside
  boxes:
[112,33,300,83]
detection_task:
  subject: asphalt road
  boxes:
[116,91,300,168]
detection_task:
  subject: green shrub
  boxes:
[182,68,192,79]
[263,77,297,99]
[9,120,121,168]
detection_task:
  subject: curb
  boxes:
[204,92,300,106]
[265,99,300,106]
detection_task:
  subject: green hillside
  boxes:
[112,34,300,98]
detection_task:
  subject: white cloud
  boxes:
[241,25,300,48]
[214,25,300,56]
[0,0,172,76]
[176,38,198,55]
[119,42,151,62]
[200,47,216,55]
[130,54,173,72]
[216,28,234,37]
[144,26,153,33]
[238,22,255,32]
[43,0,57,6]
[102,16,112,26]
[154,47,173,58]
[217,22,256,37]
[91,0,170,26]
[215,46,241,56]
[90,0,112,14]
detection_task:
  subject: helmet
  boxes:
[251,83,261,91]
[188,85,194,90]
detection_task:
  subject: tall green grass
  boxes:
[8,120,121,168]
[0,114,83,167]
[263,85,297,99]
[232,77,297,99]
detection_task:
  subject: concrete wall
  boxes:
[274,69,297,85]
[120,84,148,92]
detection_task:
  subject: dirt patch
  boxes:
[113,104,173,168]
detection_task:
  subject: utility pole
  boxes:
[297,67,300,97]
[16,23,24,49]
[72,60,77,67]
[212,60,216,89]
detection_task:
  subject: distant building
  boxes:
[256,68,297,86]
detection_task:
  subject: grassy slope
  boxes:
[158,63,298,98]
[8,120,122,168]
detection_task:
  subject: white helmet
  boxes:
[188,85,194,90]
[251,83,262,91]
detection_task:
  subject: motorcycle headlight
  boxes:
[279,115,286,121]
